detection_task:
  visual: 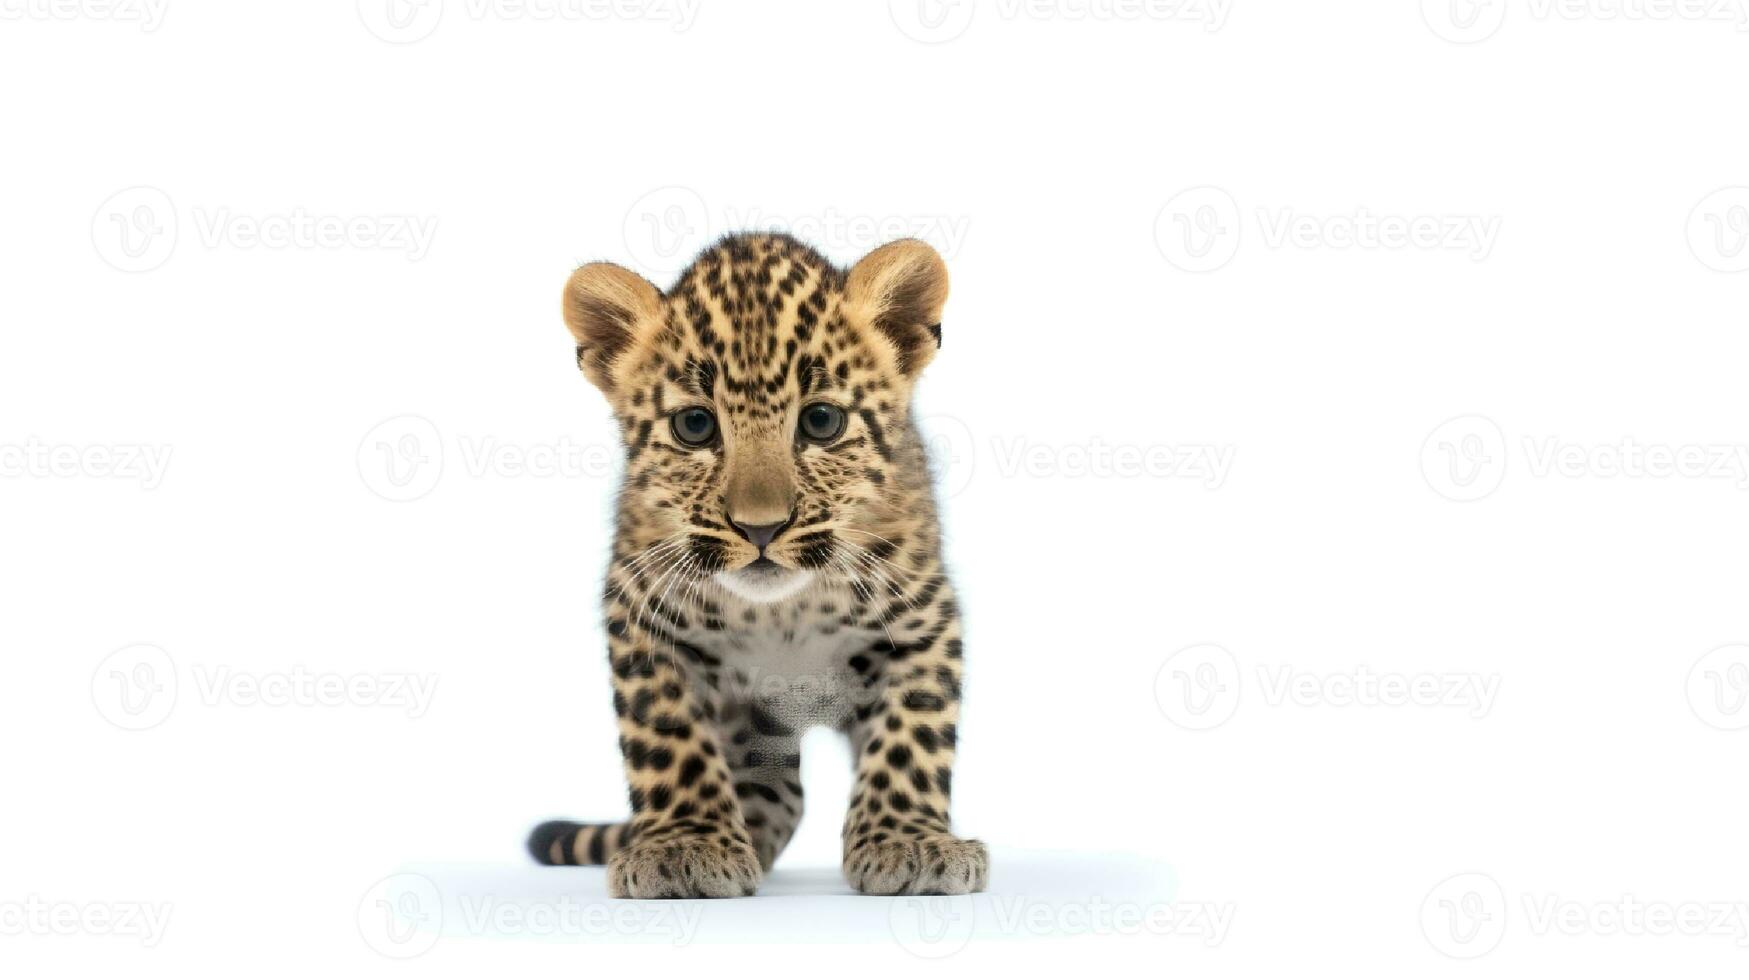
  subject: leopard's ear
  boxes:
[845,239,948,378]
[561,261,664,392]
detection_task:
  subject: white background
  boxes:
[3,0,1748,975]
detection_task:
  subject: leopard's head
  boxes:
[563,232,948,605]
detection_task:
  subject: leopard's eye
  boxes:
[798,403,846,443]
[671,407,718,447]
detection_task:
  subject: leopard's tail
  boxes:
[527,820,634,866]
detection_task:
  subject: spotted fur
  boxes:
[527,232,985,898]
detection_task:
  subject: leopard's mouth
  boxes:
[714,560,813,604]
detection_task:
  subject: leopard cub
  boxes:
[527,232,985,898]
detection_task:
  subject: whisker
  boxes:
[838,540,912,605]
[629,549,689,640]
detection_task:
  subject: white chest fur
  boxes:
[690,619,880,731]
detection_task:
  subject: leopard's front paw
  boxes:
[608,835,761,899]
[844,834,988,896]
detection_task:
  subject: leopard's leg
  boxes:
[841,610,988,896]
[719,701,805,871]
[602,624,761,899]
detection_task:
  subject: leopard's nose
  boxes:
[731,516,791,551]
